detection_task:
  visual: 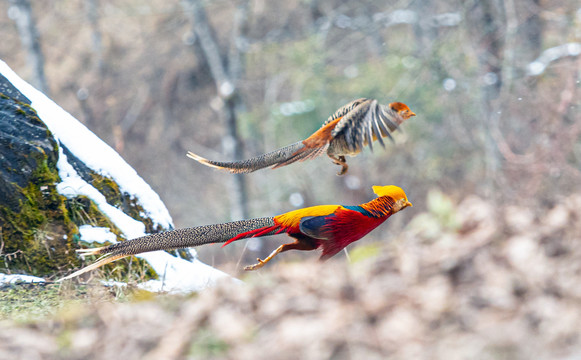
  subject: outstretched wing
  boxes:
[331,99,400,153]
[256,102,371,167]
[320,98,369,127]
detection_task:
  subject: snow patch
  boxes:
[136,251,236,294]
[79,225,117,244]
[56,147,146,239]
[0,273,45,285]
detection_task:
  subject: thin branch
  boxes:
[228,0,250,84]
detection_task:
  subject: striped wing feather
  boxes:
[331,100,399,153]
[320,98,368,127]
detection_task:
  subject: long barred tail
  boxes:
[187,141,320,173]
[58,217,276,281]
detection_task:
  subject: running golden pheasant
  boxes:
[188,98,415,175]
[59,185,412,280]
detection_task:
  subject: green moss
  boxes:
[65,196,116,230]
[62,194,158,282]
[0,92,166,280]
[0,93,72,276]
[88,173,122,207]
[10,98,51,128]
[87,171,163,234]
[1,157,80,276]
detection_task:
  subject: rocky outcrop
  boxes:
[0,73,171,278]
[0,60,230,291]
[0,75,79,275]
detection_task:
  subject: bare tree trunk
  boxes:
[465,0,505,197]
[517,0,542,67]
[182,0,250,221]
[412,0,438,59]
[74,0,103,129]
[8,0,49,95]
[228,0,250,83]
[85,0,104,75]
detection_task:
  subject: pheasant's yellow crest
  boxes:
[372,185,408,202]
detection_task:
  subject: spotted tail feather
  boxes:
[59,217,276,281]
[187,141,312,173]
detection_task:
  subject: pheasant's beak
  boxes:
[406,201,413,208]
[409,111,416,117]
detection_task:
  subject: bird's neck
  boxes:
[359,196,395,218]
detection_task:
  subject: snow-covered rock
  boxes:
[0,60,231,293]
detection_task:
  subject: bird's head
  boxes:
[389,102,416,121]
[372,185,413,212]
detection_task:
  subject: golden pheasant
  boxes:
[59,185,411,280]
[187,98,415,175]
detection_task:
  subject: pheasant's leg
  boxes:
[244,245,285,271]
[329,155,348,176]
[244,240,317,271]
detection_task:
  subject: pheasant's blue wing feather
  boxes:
[299,215,334,240]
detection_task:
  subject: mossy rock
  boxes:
[62,194,158,281]
[0,74,182,280]
[61,147,164,234]
[0,90,79,276]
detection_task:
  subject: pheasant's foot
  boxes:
[330,155,348,175]
[337,156,348,175]
[244,258,267,271]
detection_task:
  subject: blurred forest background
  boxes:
[1,0,579,269]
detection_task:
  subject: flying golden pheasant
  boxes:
[187,98,415,175]
[59,185,412,280]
